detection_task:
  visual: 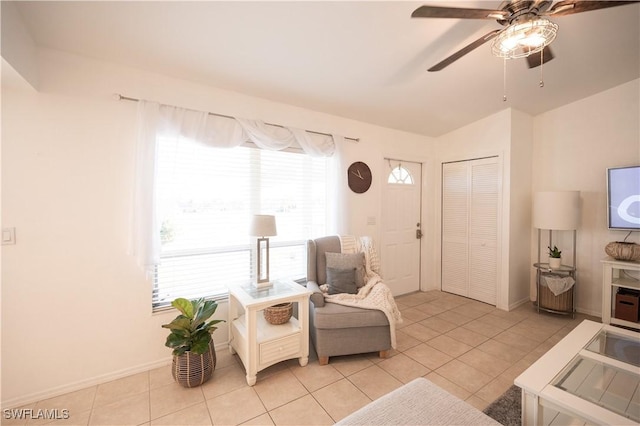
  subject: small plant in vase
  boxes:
[162,298,224,387]
[548,245,562,269]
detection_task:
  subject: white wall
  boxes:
[431,77,640,315]
[1,48,434,407]
[531,78,640,317]
[433,109,531,310]
[509,110,534,307]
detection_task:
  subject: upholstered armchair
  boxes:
[306,236,391,365]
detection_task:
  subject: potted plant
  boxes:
[548,245,562,269]
[162,297,224,387]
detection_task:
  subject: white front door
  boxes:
[381,159,422,296]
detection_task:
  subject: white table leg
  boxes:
[246,374,257,386]
[228,294,238,355]
[521,390,537,426]
[246,307,258,386]
[299,295,309,361]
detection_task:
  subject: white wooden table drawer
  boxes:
[260,333,300,365]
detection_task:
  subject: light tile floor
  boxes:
[5,290,599,425]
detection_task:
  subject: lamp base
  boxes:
[252,280,273,289]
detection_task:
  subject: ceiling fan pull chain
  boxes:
[503,58,508,102]
[539,48,545,88]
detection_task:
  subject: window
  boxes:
[388,165,414,184]
[153,137,327,309]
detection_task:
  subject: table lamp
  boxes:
[249,214,277,288]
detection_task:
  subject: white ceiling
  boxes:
[13,1,640,137]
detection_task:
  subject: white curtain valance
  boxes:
[141,100,337,155]
[235,118,295,151]
[130,100,341,274]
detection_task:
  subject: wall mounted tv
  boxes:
[607,165,640,231]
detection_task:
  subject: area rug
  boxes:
[482,385,521,426]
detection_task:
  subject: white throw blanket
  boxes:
[320,236,403,348]
[542,274,575,296]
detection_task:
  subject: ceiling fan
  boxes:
[412,1,638,72]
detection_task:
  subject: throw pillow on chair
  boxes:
[326,267,357,295]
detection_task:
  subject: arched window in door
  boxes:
[387,164,414,185]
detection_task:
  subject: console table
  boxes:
[515,320,639,425]
[602,257,640,330]
[227,279,311,385]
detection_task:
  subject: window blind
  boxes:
[153,137,328,309]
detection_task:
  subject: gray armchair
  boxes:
[306,236,391,365]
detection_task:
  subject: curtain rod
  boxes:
[114,93,359,142]
[384,157,422,165]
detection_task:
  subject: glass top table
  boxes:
[227,279,311,386]
[237,279,298,300]
[585,329,640,367]
[552,330,640,422]
[516,320,640,426]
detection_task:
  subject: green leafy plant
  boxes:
[162,298,224,356]
[547,245,562,258]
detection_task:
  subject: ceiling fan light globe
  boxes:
[501,33,523,50]
[521,34,546,48]
[491,18,558,59]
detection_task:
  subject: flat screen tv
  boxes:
[607,165,640,231]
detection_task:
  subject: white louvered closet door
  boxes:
[442,158,499,305]
[441,162,469,298]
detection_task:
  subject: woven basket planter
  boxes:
[605,242,640,262]
[264,302,293,325]
[172,344,216,388]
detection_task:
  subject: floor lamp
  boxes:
[533,191,580,267]
[249,215,277,289]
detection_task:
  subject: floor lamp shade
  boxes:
[533,191,580,230]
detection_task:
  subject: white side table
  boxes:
[227,279,311,386]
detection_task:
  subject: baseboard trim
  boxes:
[508,296,530,311]
[1,343,229,409]
[575,307,601,318]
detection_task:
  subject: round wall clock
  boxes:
[347,161,372,194]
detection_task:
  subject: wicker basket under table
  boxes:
[264,302,293,325]
[537,281,573,313]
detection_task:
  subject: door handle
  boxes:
[416,229,423,239]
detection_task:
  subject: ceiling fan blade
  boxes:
[526,46,555,68]
[546,0,639,17]
[411,5,508,20]
[428,29,501,72]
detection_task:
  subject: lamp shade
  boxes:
[249,215,277,237]
[533,191,580,230]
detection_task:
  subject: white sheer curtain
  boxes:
[130,100,341,274]
[326,134,348,235]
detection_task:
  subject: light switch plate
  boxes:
[2,227,16,245]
